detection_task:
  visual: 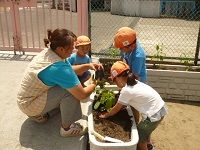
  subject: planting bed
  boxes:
[92,108,132,142]
[88,87,139,150]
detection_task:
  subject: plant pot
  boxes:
[95,69,105,80]
[87,85,139,150]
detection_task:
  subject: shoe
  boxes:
[148,143,154,150]
[60,122,88,137]
[28,113,49,123]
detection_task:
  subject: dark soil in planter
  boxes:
[92,109,133,142]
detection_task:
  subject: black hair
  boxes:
[43,28,77,51]
[126,39,137,48]
[118,70,138,86]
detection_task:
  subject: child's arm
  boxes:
[99,102,124,118]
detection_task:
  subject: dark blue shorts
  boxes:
[78,71,91,82]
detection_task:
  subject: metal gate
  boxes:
[0,0,88,54]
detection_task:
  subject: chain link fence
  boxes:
[89,0,200,65]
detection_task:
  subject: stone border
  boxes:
[146,69,200,102]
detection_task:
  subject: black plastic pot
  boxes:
[95,69,105,80]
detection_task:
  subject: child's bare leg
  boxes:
[138,141,148,150]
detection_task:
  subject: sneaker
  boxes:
[148,143,154,150]
[60,122,88,137]
[28,113,49,123]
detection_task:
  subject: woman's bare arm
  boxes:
[67,80,96,100]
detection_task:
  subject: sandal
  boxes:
[28,113,49,123]
[60,122,88,137]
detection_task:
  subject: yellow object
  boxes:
[0,7,10,11]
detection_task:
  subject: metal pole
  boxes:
[194,23,200,65]
[88,0,91,58]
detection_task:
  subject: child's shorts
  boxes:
[78,71,91,82]
[137,117,164,143]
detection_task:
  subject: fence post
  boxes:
[88,0,91,58]
[77,0,88,36]
[194,23,200,65]
[10,0,23,54]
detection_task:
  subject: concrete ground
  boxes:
[0,52,90,150]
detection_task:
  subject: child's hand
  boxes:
[99,112,108,119]
[88,63,104,71]
[90,75,97,85]
[93,63,104,70]
[89,63,96,71]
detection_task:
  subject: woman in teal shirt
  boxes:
[17,28,102,137]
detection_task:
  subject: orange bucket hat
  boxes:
[110,61,130,81]
[113,27,136,48]
[76,35,91,46]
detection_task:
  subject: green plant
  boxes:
[151,43,166,61]
[92,79,117,112]
[93,87,116,112]
[180,51,193,71]
[108,47,120,58]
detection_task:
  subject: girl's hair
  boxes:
[43,28,77,51]
[118,70,138,86]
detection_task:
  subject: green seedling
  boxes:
[108,47,120,58]
[151,43,166,62]
[92,77,109,89]
[180,51,193,71]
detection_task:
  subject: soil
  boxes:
[151,100,200,150]
[92,109,132,142]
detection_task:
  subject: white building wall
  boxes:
[111,0,160,17]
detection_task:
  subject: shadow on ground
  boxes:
[0,53,35,61]
[19,113,88,150]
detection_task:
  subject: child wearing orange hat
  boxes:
[99,61,168,150]
[113,27,147,83]
[114,27,147,145]
[67,35,91,85]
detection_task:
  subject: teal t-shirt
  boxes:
[38,60,80,89]
[67,53,90,65]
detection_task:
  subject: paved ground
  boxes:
[0,52,90,150]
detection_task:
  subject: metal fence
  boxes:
[89,0,200,65]
[0,0,87,54]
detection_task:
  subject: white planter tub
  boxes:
[87,85,139,150]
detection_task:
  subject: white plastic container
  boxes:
[88,85,139,150]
